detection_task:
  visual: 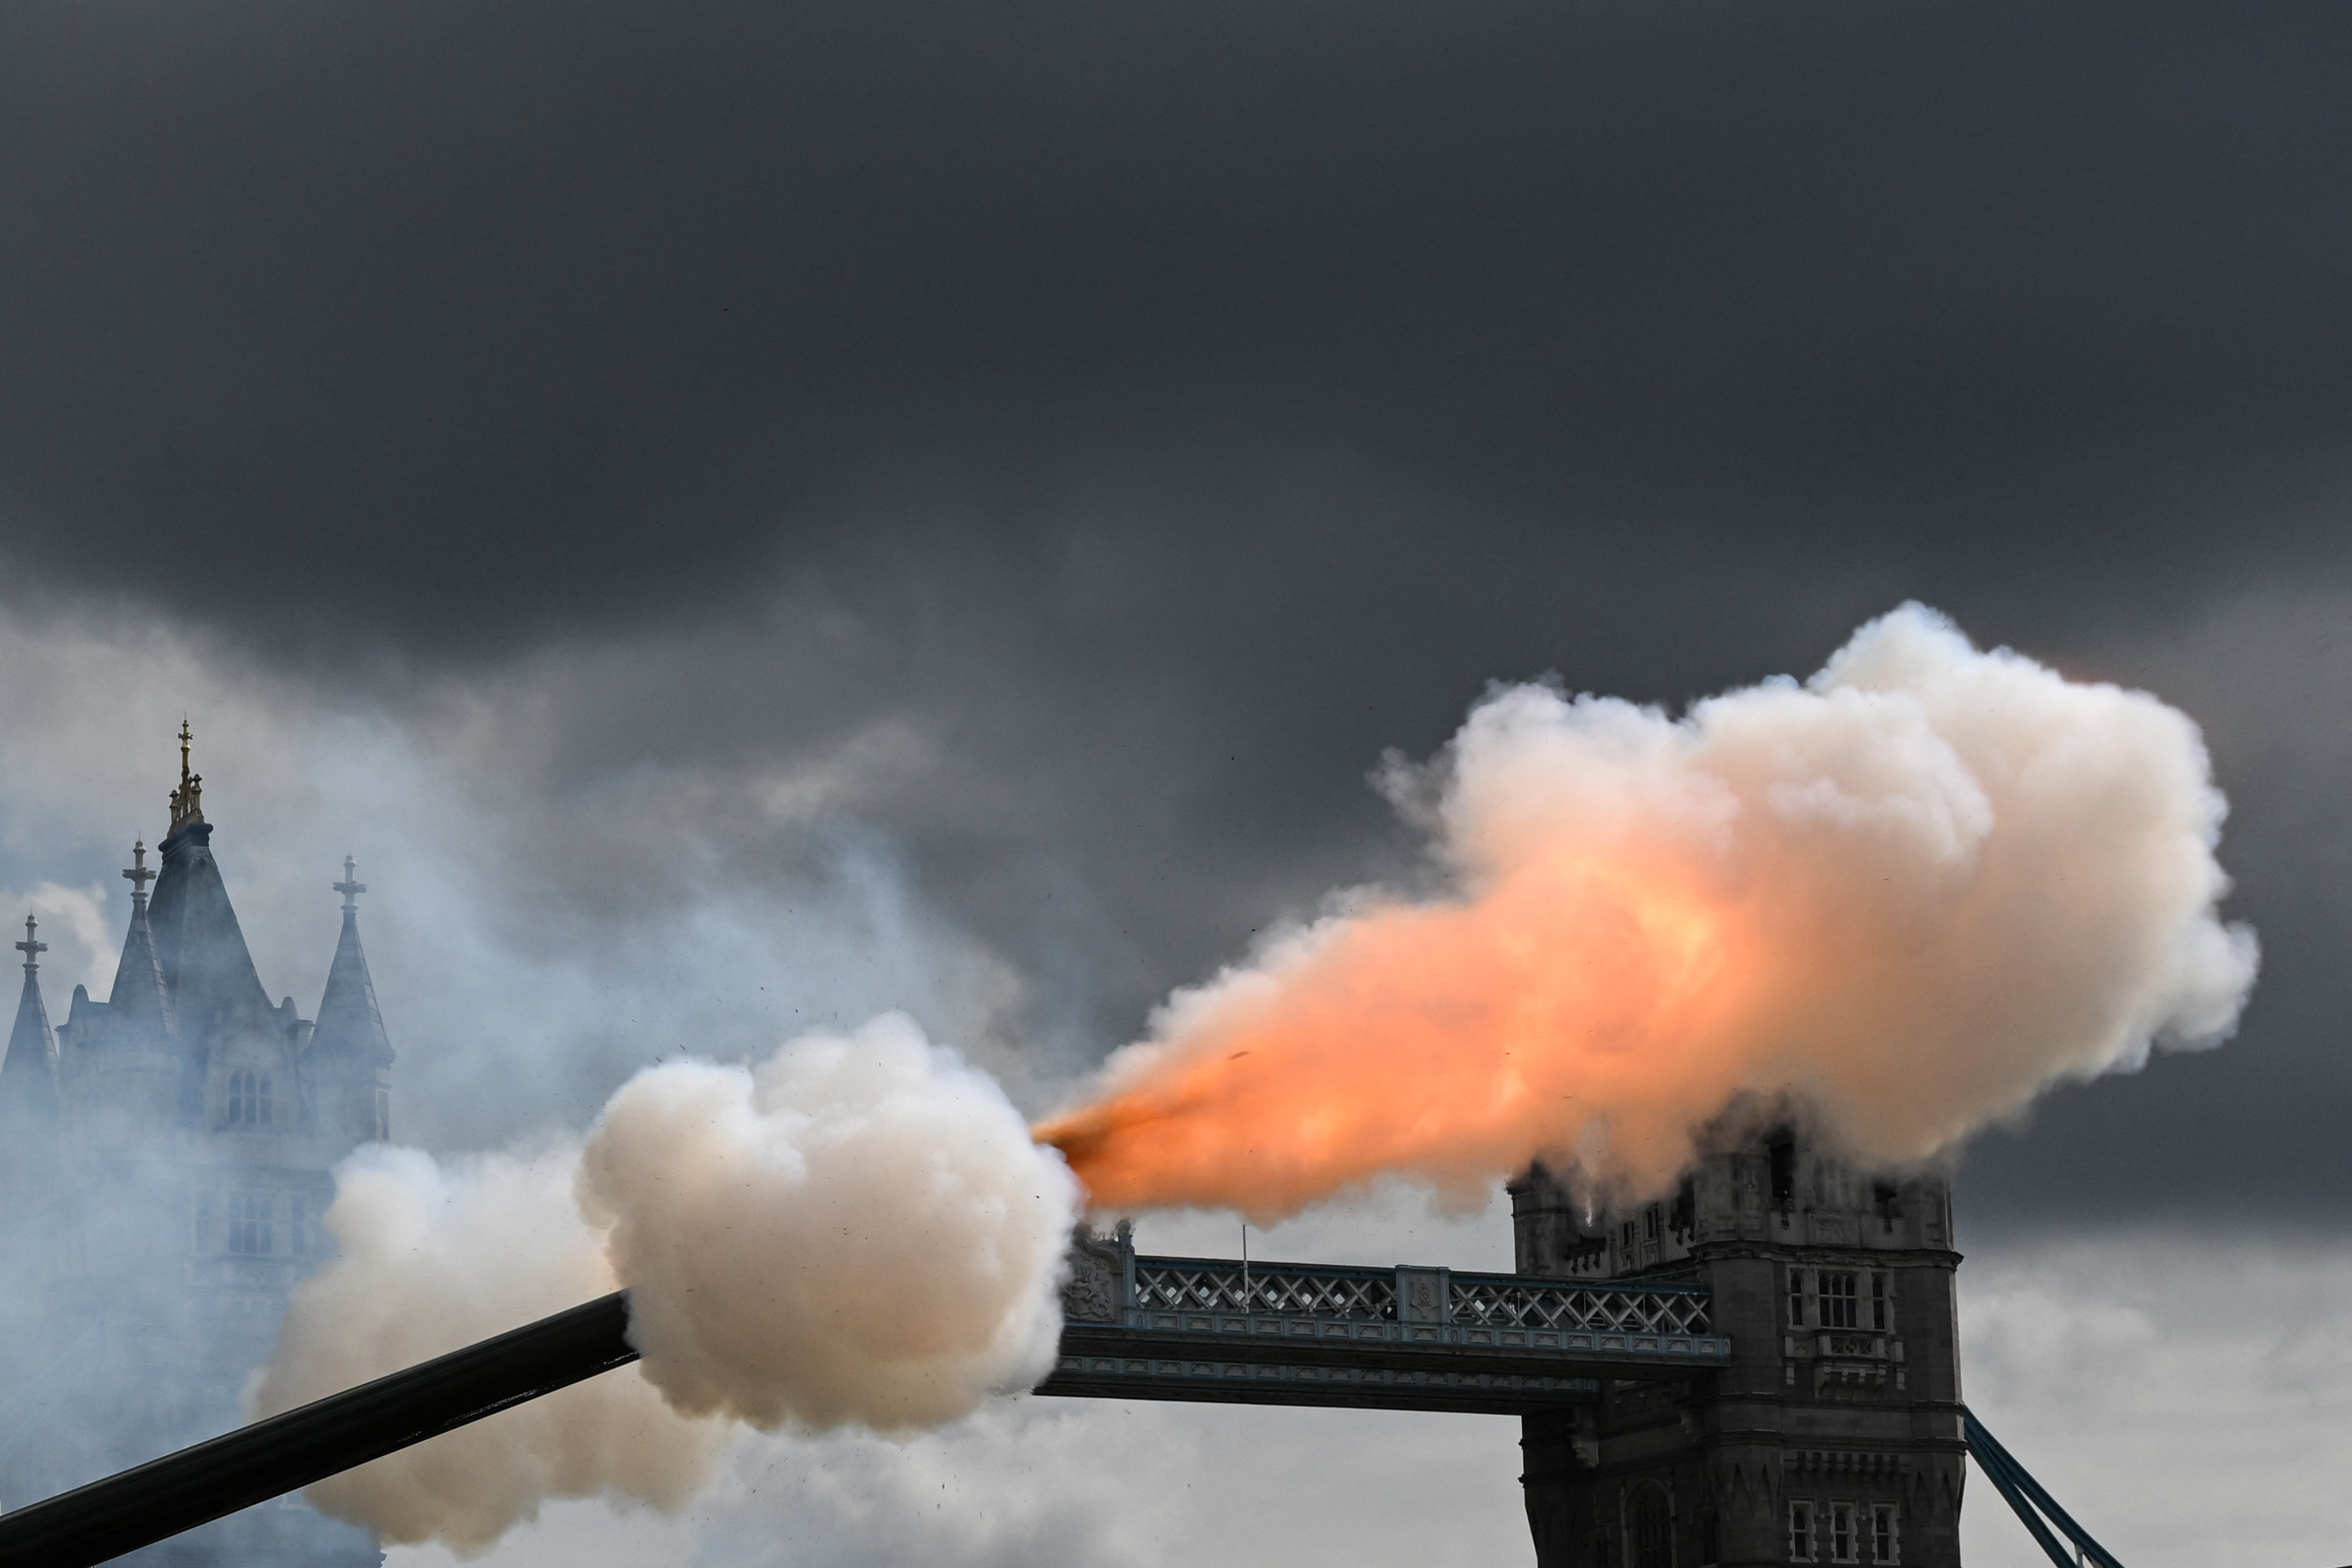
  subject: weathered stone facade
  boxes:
[1512,1130,1964,1567]
[0,738,389,1566]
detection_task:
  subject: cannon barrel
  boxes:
[0,1291,640,1568]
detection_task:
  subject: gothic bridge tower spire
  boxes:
[147,724,272,1039]
[109,839,175,1036]
[312,855,393,1147]
[1,913,60,1130]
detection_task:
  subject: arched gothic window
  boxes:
[227,1069,273,1126]
[1869,1504,1899,1564]
[1790,1500,1816,1562]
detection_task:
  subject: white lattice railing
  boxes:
[1122,1256,1710,1334]
[1447,1275,1712,1335]
[1132,1262,1396,1320]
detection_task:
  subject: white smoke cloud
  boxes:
[247,1139,724,1552]
[252,1015,1081,1553]
[578,1014,1077,1432]
[1044,603,2263,1213]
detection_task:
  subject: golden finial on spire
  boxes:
[168,720,205,830]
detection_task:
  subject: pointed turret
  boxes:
[0,914,60,1128]
[108,839,177,1037]
[310,857,392,1148]
[312,858,392,1068]
[147,727,273,1037]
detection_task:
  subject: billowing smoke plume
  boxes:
[251,1014,1080,1552]
[246,1140,724,1550]
[1038,604,2259,1218]
[576,1023,1075,1431]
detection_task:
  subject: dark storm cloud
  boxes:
[2,0,2349,1227]
[5,0,2351,640]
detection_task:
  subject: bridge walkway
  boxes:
[1035,1237,1731,1416]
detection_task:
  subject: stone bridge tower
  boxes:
[1512,1130,1965,1568]
[0,731,392,1566]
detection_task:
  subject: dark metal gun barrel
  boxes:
[0,1291,639,1568]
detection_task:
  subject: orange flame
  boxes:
[1035,836,1773,1218]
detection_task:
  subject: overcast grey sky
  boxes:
[2,2,2350,1562]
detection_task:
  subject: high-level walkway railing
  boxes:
[1037,1235,1730,1413]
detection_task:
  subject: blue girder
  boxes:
[1963,1407,2126,1568]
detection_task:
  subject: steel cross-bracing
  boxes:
[1036,1234,1732,1415]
